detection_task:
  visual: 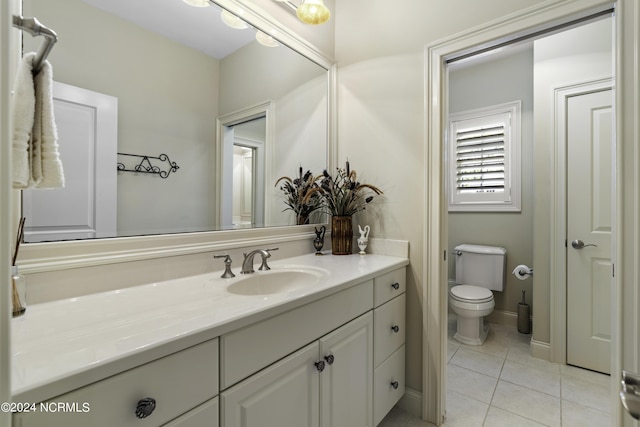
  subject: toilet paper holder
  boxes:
[512,264,533,279]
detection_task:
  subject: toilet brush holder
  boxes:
[517,290,531,334]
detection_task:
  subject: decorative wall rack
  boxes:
[117,153,180,179]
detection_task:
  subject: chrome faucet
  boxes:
[213,254,236,278]
[241,248,279,274]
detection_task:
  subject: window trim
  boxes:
[447,101,521,212]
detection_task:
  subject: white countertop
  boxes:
[11,252,409,403]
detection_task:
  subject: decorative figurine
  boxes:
[357,224,370,255]
[314,225,326,255]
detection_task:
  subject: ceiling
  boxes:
[82,0,257,59]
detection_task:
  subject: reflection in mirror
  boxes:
[228,116,266,229]
[21,0,329,242]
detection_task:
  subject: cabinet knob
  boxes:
[324,354,335,365]
[315,361,326,372]
[391,381,399,390]
[391,325,400,333]
[135,397,156,419]
[391,282,400,290]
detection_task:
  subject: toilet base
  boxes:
[454,315,489,346]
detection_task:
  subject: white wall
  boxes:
[335,0,548,397]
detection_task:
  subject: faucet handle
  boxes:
[214,254,235,278]
[258,248,279,271]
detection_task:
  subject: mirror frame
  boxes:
[17,0,336,274]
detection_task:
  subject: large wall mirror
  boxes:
[21,0,331,243]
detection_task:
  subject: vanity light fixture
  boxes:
[182,0,210,7]
[220,9,248,29]
[256,30,279,47]
[296,0,330,25]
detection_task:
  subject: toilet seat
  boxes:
[449,285,493,303]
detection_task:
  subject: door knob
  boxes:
[571,239,598,249]
[621,371,640,419]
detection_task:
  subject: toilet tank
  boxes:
[454,244,506,291]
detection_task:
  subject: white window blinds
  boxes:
[455,123,506,194]
[448,101,521,212]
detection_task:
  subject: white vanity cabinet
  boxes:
[221,312,373,427]
[12,257,408,427]
[13,338,220,427]
[220,266,406,427]
[372,268,407,426]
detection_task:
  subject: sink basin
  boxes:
[226,267,328,296]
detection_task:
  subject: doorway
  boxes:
[217,101,273,230]
[424,6,618,426]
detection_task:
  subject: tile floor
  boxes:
[379,317,612,427]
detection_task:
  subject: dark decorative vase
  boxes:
[331,216,353,255]
[314,225,326,255]
[297,214,309,225]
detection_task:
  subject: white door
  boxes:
[566,87,613,374]
[319,312,373,427]
[22,82,118,242]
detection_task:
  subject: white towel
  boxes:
[11,53,36,189]
[10,52,64,189]
[32,58,64,188]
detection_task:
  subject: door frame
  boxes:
[550,78,613,366]
[423,1,640,425]
[216,101,274,230]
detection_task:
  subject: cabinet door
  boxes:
[221,342,320,427]
[319,312,373,427]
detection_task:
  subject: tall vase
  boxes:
[331,216,353,255]
[297,213,309,225]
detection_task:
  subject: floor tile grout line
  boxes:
[447,320,611,426]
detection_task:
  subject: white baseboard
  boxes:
[486,309,518,328]
[530,338,551,361]
[396,386,422,418]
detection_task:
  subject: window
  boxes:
[448,101,521,212]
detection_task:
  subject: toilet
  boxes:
[449,244,506,345]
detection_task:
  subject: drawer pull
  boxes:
[391,282,400,290]
[315,361,326,372]
[324,354,335,365]
[135,397,156,419]
[391,381,399,390]
[391,325,400,333]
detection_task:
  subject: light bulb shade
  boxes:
[256,31,279,47]
[182,0,210,7]
[221,10,248,29]
[296,0,330,25]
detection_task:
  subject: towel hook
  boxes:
[12,15,58,74]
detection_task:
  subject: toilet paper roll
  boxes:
[512,264,533,280]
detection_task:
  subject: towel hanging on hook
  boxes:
[11,16,64,189]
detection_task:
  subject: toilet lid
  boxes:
[450,285,493,303]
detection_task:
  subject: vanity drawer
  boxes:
[14,339,219,427]
[374,268,406,307]
[163,397,218,427]
[374,294,406,366]
[220,280,373,389]
[373,345,405,426]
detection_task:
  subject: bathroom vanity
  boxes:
[11,253,408,427]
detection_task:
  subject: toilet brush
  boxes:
[517,289,531,334]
